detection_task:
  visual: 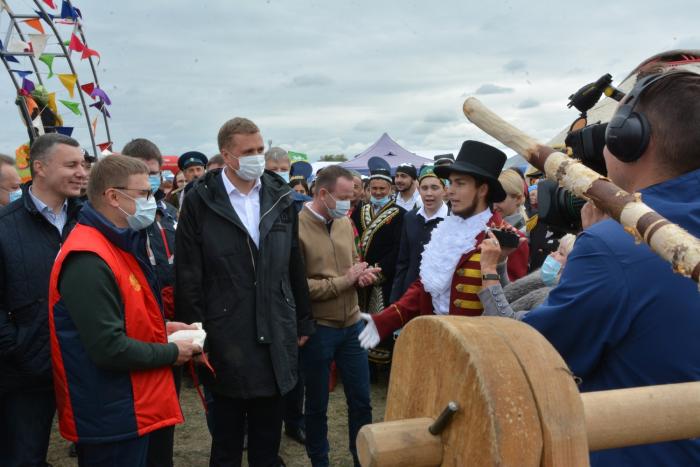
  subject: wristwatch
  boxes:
[482,273,500,281]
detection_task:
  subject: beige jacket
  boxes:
[298,205,361,328]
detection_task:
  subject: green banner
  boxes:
[288,151,308,163]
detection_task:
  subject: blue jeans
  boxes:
[0,388,55,467]
[301,321,372,467]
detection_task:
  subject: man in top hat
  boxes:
[358,141,514,348]
[393,163,422,212]
[350,165,406,315]
[172,151,208,211]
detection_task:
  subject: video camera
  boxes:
[537,74,625,232]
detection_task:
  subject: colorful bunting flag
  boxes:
[60,0,78,19]
[39,54,54,78]
[23,18,45,34]
[22,78,35,93]
[48,92,58,115]
[35,10,56,22]
[90,101,111,118]
[7,40,30,53]
[59,99,81,116]
[55,127,74,137]
[42,0,56,8]
[68,33,84,52]
[11,70,33,79]
[91,116,98,134]
[81,47,100,61]
[90,87,111,105]
[0,40,20,63]
[23,95,38,116]
[28,34,48,58]
[32,114,45,136]
[81,82,95,97]
[57,73,77,97]
[98,142,113,152]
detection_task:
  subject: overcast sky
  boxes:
[1,0,698,161]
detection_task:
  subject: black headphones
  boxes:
[604,73,668,163]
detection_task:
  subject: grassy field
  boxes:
[47,374,389,466]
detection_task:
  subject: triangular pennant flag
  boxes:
[60,0,78,19]
[98,142,112,152]
[42,0,56,8]
[59,99,81,116]
[90,87,111,105]
[7,40,30,53]
[23,95,38,116]
[90,101,111,118]
[55,127,74,136]
[32,114,45,136]
[81,47,100,61]
[68,33,84,52]
[23,18,45,34]
[35,9,56,22]
[81,82,95,97]
[22,77,35,93]
[28,34,48,59]
[57,73,77,98]
[0,40,20,63]
[11,69,33,79]
[39,54,54,78]
[48,92,58,115]
[91,116,98,134]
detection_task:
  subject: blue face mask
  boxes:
[371,196,390,209]
[540,255,562,286]
[278,171,290,183]
[8,188,22,203]
[148,174,162,193]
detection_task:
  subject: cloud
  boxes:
[475,83,514,95]
[503,59,527,72]
[424,111,454,123]
[517,98,540,109]
[288,73,333,88]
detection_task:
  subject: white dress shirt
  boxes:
[395,188,423,211]
[416,202,448,223]
[28,186,68,234]
[221,169,262,247]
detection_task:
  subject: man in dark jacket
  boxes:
[175,117,314,467]
[0,133,86,467]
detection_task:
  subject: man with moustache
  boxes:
[358,140,510,348]
[0,134,87,466]
[393,163,422,211]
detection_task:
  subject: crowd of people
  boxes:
[0,66,698,467]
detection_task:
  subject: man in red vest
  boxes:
[358,141,511,347]
[48,155,201,466]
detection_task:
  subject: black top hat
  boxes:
[178,151,208,171]
[434,141,507,202]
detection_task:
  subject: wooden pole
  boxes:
[357,418,442,467]
[583,381,700,452]
[463,97,700,288]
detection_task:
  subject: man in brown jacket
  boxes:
[298,165,380,467]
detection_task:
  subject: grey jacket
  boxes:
[478,263,553,320]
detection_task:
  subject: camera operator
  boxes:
[515,69,700,465]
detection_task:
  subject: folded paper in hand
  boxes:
[167,322,206,348]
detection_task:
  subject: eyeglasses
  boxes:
[112,187,154,200]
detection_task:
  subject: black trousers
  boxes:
[210,392,284,467]
[147,367,183,467]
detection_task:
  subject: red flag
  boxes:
[81,82,95,97]
[97,142,112,152]
[43,0,56,8]
[23,19,45,34]
[68,33,84,52]
[81,47,100,60]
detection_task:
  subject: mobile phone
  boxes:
[489,229,520,249]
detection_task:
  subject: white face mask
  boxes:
[116,191,157,231]
[324,193,351,219]
[235,154,266,181]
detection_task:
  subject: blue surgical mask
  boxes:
[540,255,562,286]
[148,174,162,193]
[117,191,158,231]
[278,171,290,183]
[371,196,390,209]
[8,188,22,203]
[324,193,351,219]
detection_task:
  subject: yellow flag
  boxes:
[58,73,77,98]
[48,92,58,114]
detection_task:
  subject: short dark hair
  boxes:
[29,133,80,177]
[635,70,700,175]
[217,117,259,151]
[207,154,225,169]
[313,165,354,195]
[122,138,163,167]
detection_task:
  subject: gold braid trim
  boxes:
[391,304,405,326]
[359,202,400,259]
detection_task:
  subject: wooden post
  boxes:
[357,418,443,467]
[462,97,700,288]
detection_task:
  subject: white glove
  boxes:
[358,313,380,349]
